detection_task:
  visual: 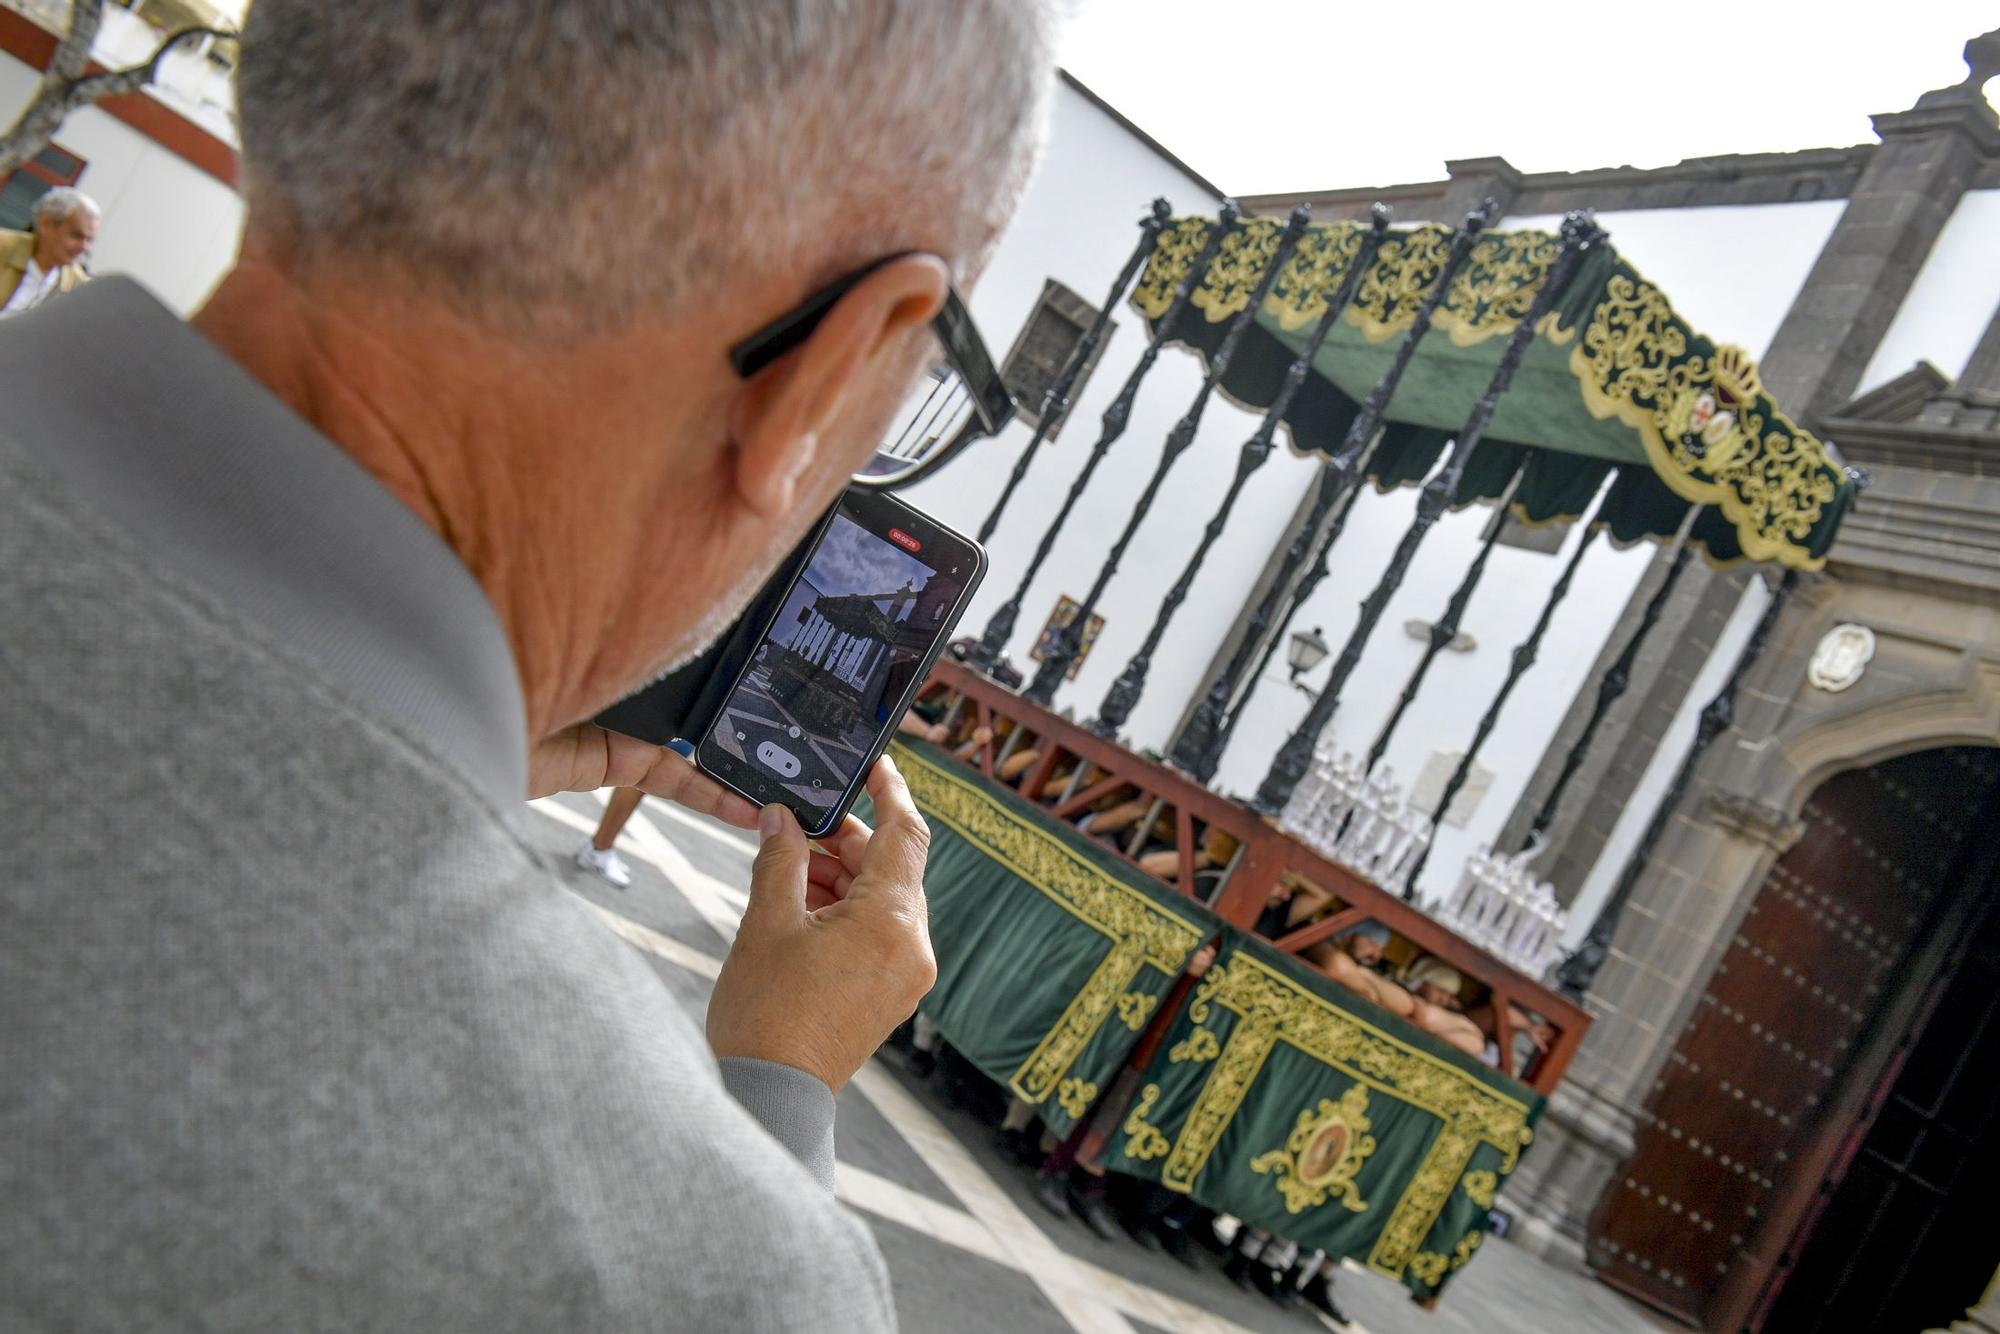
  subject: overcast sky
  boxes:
[807,515,935,602]
[1057,1,2000,196]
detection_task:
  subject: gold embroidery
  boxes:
[1432,227,1570,348]
[1451,1230,1483,1271]
[1410,1251,1449,1286]
[1346,224,1456,343]
[890,745,1205,1107]
[1130,214,1845,571]
[1057,1077,1098,1122]
[1266,223,1371,332]
[1187,961,1229,1023]
[1462,1170,1498,1209]
[1131,217,1217,320]
[1190,217,1285,324]
[1250,1085,1377,1215]
[1015,938,1148,1105]
[1123,1083,1172,1161]
[1116,992,1157,1031]
[1132,217,1569,347]
[1571,274,1842,570]
[1168,1027,1221,1065]
[1148,950,1534,1282]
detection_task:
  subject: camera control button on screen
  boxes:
[756,740,803,779]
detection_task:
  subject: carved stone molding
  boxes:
[1704,790,1807,854]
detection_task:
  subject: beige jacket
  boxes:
[0,228,88,310]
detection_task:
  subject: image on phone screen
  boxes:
[701,501,974,830]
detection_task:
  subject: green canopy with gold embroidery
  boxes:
[1133,215,1857,569]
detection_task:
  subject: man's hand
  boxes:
[530,720,757,828]
[706,756,938,1093]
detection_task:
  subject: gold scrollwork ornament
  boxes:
[1168,1027,1221,1065]
[1410,1251,1449,1286]
[1115,991,1157,1031]
[1123,1083,1172,1161]
[1249,1084,1377,1215]
[1056,1078,1098,1122]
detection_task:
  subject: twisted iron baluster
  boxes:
[1178,199,1533,781]
[1518,508,1702,851]
[1399,490,1608,898]
[1364,452,1534,777]
[1092,208,1391,736]
[972,201,1173,552]
[1557,570,1799,997]
[1255,211,1606,815]
[1194,433,1379,776]
[1025,204,1311,706]
[970,203,1242,671]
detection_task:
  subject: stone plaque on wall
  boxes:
[1411,750,1492,828]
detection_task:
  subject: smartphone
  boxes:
[688,488,984,837]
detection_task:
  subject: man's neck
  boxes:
[189,250,731,743]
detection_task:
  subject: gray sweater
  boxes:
[0,281,895,1331]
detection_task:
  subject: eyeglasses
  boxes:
[729,254,1015,490]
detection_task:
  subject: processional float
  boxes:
[881,196,1856,1303]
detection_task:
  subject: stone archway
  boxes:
[1497,582,2000,1300]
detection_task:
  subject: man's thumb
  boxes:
[745,804,809,932]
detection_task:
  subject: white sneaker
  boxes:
[574,840,633,889]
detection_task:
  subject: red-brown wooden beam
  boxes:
[920,660,1592,1095]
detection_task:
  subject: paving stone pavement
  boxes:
[526,791,1671,1334]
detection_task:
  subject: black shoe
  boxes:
[1069,1186,1120,1241]
[1302,1273,1351,1325]
[1252,1262,1299,1308]
[906,1047,936,1079]
[994,1126,1042,1168]
[1130,1222,1165,1254]
[1190,1218,1232,1256]
[1158,1225,1200,1270]
[1223,1251,1259,1291]
[1033,1172,1072,1220]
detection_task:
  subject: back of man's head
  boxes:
[236,0,1058,333]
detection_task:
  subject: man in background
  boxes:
[0,186,96,317]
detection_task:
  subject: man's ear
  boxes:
[726,254,949,516]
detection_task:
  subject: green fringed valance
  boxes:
[880,740,1541,1300]
[1133,215,1857,570]
[1102,929,1540,1301]
[873,740,1213,1136]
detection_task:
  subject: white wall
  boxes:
[902,78,1322,757]
[1857,188,2000,393]
[0,50,243,314]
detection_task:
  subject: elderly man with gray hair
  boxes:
[0,3,1054,1330]
[0,185,97,316]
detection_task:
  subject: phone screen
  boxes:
[695,489,982,836]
